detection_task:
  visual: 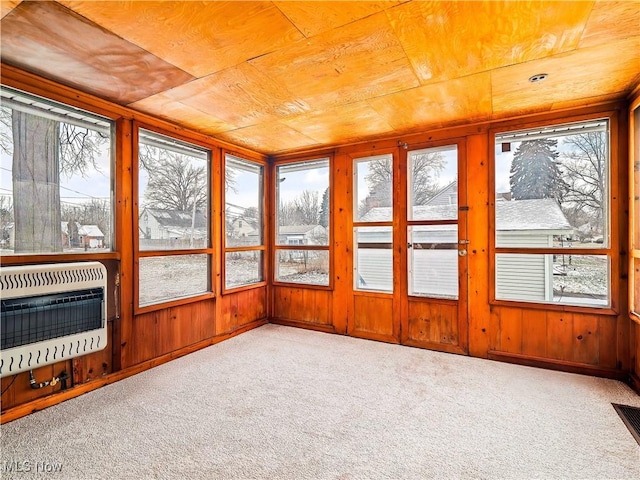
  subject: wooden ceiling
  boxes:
[1,1,639,154]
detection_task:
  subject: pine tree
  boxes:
[319,187,329,228]
[509,139,564,200]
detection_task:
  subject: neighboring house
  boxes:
[357,197,573,301]
[3,221,89,250]
[277,225,327,246]
[139,208,207,247]
[78,224,104,248]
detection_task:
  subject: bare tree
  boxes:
[359,152,445,217]
[143,152,207,212]
[560,132,607,231]
[293,190,320,225]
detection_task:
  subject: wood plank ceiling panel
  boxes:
[280,101,397,145]
[579,0,640,48]
[491,36,640,117]
[130,63,311,130]
[216,122,322,154]
[127,91,236,136]
[60,0,305,78]
[249,12,419,110]
[368,72,493,133]
[386,0,595,85]
[0,1,193,104]
[273,0,401,37]
[0,0,21,19]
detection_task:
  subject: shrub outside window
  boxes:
[136,128,212,308]
[494,119,611,308]
[0,86,114,255]
[275,158,330,286]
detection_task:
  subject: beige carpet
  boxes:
[1,324,640,479]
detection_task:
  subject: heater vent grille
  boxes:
[0,262,108,377]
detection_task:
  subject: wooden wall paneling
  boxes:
[571,313,600,366]
[545,312,575,362]
[406,300,461,351]
[1,361,72,412]
[331,152,352,334]
[351,294,396,342]
[495,306,523,355]
[466,133,492,357]
[272,287,332,326]
[73,321,113,384]
[218,289,267,335]
[521,310,548,358]
[598,315,618,370]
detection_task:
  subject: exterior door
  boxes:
[400,140,469,354]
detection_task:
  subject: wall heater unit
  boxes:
[1,262,107,377]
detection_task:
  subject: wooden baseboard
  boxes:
[269,317,337,334]
[487,351,627,381]
[0,319,267,424]
[402,340,467,356]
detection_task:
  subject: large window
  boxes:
[0,86,113,255]
[354,154,393,292]
[136,128,212,308]
[275,158,330,286]
[224,154,265,290]
[494,119,611,308]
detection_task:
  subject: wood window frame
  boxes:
[133,122,216,314]
[629,94,640,324]
[489,110,620,315]
[221,150,268,294]
[272,155,333,290]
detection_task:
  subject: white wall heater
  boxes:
[0,262,108,377]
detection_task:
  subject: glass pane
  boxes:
[408,146,457,221]
[495,253,609,307]
[275,250,329,286]
[225,251,263,289]
[0,87,113,255]
[225,155,263,247]
[409,225,458,299]
[138,254,209,307]
[495,120,609,248]
[276,159,329,246]
[138,129,209,251]
[354,226,392,292]
[355,154,392,222]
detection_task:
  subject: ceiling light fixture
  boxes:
[529,73,548,83]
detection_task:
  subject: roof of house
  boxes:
[360,198,572,232]
[278,225,324,235]
[78,225,104,237]
[144,208,207,230]
[495,198,572,232]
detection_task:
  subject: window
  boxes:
[494,119,611,308]
[275,158,330,286]
[354,154,393,292]
[224,154,265,290]
[136,128,212,308]
[408,145,458,299]
[0,86,114,255]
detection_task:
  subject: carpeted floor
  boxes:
[1,324,640,479]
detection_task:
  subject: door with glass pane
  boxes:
[401,142,468,354]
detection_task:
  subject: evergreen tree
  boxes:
[509,139,564,200]
[319,187,329,228]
